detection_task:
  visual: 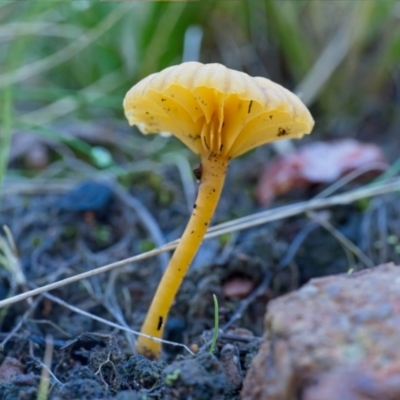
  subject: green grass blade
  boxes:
[209,294,219,354]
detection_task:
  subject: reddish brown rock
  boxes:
[242,263,400,400]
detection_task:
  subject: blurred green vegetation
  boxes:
[1,0,400,191]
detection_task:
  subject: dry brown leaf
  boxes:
[257,139,386,205]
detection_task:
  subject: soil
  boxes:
[0,131,398,400]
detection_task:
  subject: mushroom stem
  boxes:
[136,153,229,358]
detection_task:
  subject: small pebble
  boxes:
[222,277,254,299]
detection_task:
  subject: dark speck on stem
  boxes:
[248,100,253,114]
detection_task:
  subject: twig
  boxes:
[221,272,272,332]
[218,333,262,344]
[2,180,79,196]
[312,162,388,200]
[163,153,196,214]
[94,350,114,390]
[199,272,271,353]
[278,222,319,268]
[42,292,194,355]
[104,269,137,350]
[307,210,374,269]
[206,178,400,236]
[113,185,169,272]
[28,319,72,338]
[0,177,400,309]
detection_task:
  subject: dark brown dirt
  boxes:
[1,149,399,399]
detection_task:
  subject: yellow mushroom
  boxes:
[123,62,314,358]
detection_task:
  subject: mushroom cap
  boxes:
[123,62,314,158]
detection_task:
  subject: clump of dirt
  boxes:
[163,352,227,400]
[52,367,108,400]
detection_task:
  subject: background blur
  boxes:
[1,0,400,192]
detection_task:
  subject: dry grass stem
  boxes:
[42,292,194,355]
[0,22,81,41]
[36,335,56,400]
[295,3,361,106]
[0,177,399,310]
[307,210,375,269]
